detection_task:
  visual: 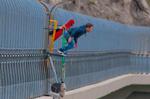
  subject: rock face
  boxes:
[58,0,150,26]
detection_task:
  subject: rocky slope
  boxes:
[59,0,150,26]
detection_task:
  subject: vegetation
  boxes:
[147,0,150,6]
[88,0,97,5]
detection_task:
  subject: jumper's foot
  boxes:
[57,50,67,56]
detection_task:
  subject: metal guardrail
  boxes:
[0,50,150,99]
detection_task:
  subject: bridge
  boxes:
[0,0,150,99]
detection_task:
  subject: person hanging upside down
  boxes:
[58,23,94,56]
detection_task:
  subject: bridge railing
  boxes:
[0,50,150,99]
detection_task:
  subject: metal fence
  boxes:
[0,49,47,99]
[0,0,46,49]
[50,51,150,91]
[53,9,150,51]
[1,0,150,99]
[51,52,132,90]
[1,50,150,99]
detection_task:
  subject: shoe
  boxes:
[57,50,67,56]
[57,50,63,54]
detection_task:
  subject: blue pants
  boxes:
[59,31,75,52]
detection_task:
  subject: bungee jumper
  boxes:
[57,23,94,56]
